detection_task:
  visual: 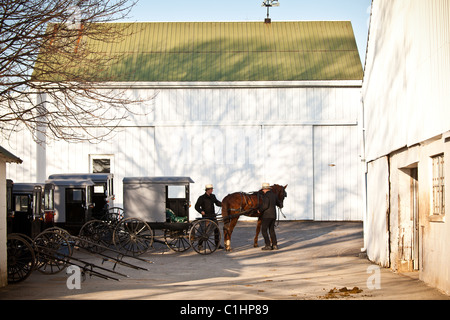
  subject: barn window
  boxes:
[90,154,114,174]
[432,154,445,216]
[93,159,110,173]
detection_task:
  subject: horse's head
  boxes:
[271,184,288,208]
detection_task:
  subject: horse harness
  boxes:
[225,190,286,224]
[237,192,261,211]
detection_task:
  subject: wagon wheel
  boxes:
[44,226,76,252]
[45,227,72,240]
[113,218,153,256]
[33,229,73,274]
[164,229,191,252]
[189,219,221,255]
[102,207,125,224]
[7,234,36,284]
[79,220,114,253]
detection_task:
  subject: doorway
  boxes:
[166,185,190,219]
[410,167,420,271]
[65,188,86,225]
[398,165,420,272]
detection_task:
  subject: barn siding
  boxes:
[363,0,450,293]
[150,87,359,124]
[4,84,363,221]
[314,125,362,221]
[363,0,450,162]
[365,156,390,267]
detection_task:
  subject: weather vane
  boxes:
[262,0,280,23]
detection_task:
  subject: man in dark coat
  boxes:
[258,183,281,250]
[195,184,223,249]
[195,184,222,218]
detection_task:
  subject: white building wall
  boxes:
[151,86,360,124]
[363,0,450,162]
[365,156,390,267]
[363,0,450,294]
[3,83,363,221]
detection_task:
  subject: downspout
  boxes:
[360,95,368,254]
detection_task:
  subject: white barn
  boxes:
[363,1,450,294]
[4,21,364,222]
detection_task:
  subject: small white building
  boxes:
[363,0,450,294]
[0,147,23,287]
[4,21,364,222]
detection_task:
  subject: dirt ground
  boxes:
[1,221,449,301]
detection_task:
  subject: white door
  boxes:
[313,126,362,221]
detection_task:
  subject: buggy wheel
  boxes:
[102,207,125,224]
[33,230,73,274]
[189,219,221,255]
[7,234,35,284]
[113,218,153,256]
[44,227,72,240]
[164,229,191,252]
[79,220,114,252]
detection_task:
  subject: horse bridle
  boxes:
[276,189,287,226]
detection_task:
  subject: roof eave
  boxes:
[87,80,363,89]
[0,147,23,164]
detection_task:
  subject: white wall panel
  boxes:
[155,125,264,216]
[149,86,360,124]
[1,126,36,182]
[314,126,362,221]
[364,0,450,161]
[155,124,360,221]
[366,156,390,267]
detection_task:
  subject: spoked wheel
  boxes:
[33,230,73,274]
[189,219,221,255]
[44,227,72,240]
[102,207,125,224]
[7,234,36,284]
[164,229,191,252]
[79,220,114,253]
[113,218,153,256]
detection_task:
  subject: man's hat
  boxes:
[262,183,271,190]
[205,184,214,190]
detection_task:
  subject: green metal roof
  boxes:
[33,21,363,82]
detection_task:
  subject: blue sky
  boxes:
[122,0,372,63]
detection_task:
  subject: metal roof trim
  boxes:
[92,80,363,89]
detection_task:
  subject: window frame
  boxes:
[430,153,445,221]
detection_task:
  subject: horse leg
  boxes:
[223,217,238,252]
[254,218,262,247]
[221,201,233,252]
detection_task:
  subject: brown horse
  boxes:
[221,184,287,252]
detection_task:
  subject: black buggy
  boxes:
[121,176,221,255]
[6,176,150,285]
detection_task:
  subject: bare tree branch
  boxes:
[0,0,154,144]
